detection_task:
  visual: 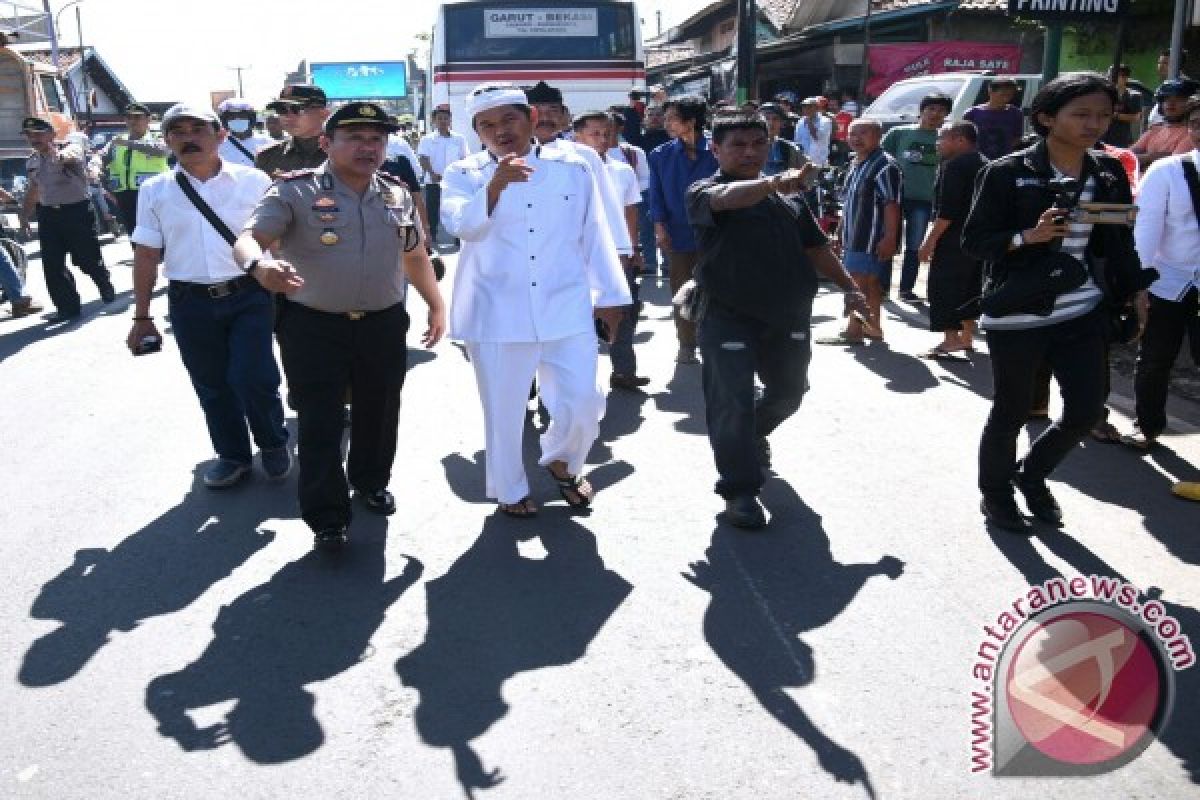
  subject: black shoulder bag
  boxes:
[227,136,256,164]
[175,171,237,245]
[1177,158,1200,362]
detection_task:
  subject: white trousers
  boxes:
[465,331,605,504]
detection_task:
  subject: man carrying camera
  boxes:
[126,104,290,490]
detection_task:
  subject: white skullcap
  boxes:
[217,97,256,114]
[464,82,528,119]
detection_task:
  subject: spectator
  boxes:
[1148,49,1191,126]
[793,97,832,167]
[816,118,901,345]
[1103,65,1143,148]
[1132,79,1197,171]
[917,121,987,358]
[758,103,806,177]
[648,96,718,364]
[606,111,654,276]
[1125,95,1200,450]
[964,77,1025,160]
[216,98,273,167]
[417,105,469,245]
[881,92,951,301]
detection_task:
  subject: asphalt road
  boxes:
[2,235,1199,799]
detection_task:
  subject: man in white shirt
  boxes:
[417,105,469,244]
[794,96,832,167]
[577,110,648,390]
[126,104,290,489]
[1128,96,1200,449]
[441,83,630,517]
[525,80,633,258]
[216,98,273,168]
[607,110,654,275]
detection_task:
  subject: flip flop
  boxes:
[546,467,593,508]
[920,346,969,361]
[815,333,865,346]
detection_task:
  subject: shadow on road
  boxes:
[683,478,904,799]
[653,361,707,436]
[144,516,422,763]
[985,526,1200,783]
[19,463,294,688]
[848,340,939,394]
[397,513,631,798]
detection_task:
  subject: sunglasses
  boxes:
[275,106,314,116]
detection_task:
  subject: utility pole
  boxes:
[857,0,873,103]
[1041,23,1063,84]
[76,4,90,127]
[41,0,57,71]
[228,65,250,96]
[735,0,756,104]
[656,10,662,37]
[1168,0,1187,78]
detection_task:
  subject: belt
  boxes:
[170,275,258,299]
[37,199,89,210]
[286,299,399,320]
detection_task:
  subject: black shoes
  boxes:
[1015,475,1063,526]
[720,494,767,529]
[610,373,650,391]
[314,526,348,551]
[98,280,116,303]
[358,488,396,515]
[980,495,1030,533]
[756,436,772,468]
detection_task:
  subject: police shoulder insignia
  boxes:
[277,168,318,182]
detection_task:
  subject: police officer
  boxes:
[234,102,447,551]
[21,117,114,320]
[101,102,170,236]
[255,85,330,177]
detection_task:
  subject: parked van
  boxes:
[863,72,1042,133]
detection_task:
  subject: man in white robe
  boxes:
[441,83,631,517]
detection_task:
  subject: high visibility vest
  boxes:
[106,137,169,192]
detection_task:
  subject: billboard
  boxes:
[867,42,1023,98]
[310,61,408,100]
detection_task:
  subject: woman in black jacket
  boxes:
[962,72,1145,533]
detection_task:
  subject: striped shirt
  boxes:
[981,172,1103,330]
[841,148,903,255]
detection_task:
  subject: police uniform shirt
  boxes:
[245,163,416,313]
[27,144,91,205]
[254,135,326,178]
[133,162,272,283]
[440,146,631,343]
[219,132,275,168]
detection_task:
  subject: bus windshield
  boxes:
[445,2,637,62]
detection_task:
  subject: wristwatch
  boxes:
[242,257,260,275]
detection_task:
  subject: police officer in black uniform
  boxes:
[20,117,113,320]
[234,102,447,551]
[255,85,330,177]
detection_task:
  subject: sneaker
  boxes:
[610,373,650,390]
[10,297,43,317]
[203,459,250,489]
[980,494,1030,533]
[1014,475,1063,526]
[720,494,767,529]
[675,345,699,364]
[260,447,292,481]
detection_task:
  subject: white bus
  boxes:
[428,0,645,148]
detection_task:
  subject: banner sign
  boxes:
[484,8,598,38]
[311,61,408,100]
[1007,0,1129,21]
[867,41,1022,98]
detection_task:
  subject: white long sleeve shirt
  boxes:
[132,161,271,283]
[541,137,633,254]
[440,145,631,343]
[1134,150,1200,301]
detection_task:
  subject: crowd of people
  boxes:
[4,53,1198,547]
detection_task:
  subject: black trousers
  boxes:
[276,301,410,532]
[114,190,139,234]
[423,184,441,238]
[36,201,109,315]
[698,302,812,498]
[1135,288,1200,437]
[979,309,1109,497]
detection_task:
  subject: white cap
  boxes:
[217,97,255,114]
[161,103,221,131]
[464,82,529,119]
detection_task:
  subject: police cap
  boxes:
[125,102,151,116]
[323,102,400,135]
[266,84,328,112]
[1155,78,1200,101]
[21,116,53,133]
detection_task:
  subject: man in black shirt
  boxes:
[686,111,868,529]
[1104,64,1143,148]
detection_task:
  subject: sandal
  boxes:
[546,466,593,508]
[920,346,968,361]
[498,496,538,518]
[815,333,865,346]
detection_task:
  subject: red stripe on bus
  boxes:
[434,70,645,83]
